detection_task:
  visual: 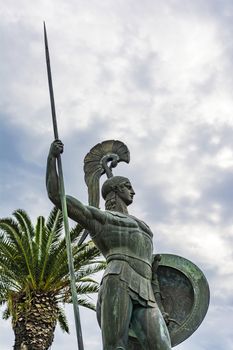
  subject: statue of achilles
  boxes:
[46,139,172,350]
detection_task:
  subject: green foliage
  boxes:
[0,207,105,333]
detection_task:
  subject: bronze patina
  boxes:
[46,139,209,349]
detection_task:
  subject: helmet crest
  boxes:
[84,140,130,207]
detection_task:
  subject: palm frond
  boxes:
[76,282,99,295]
[2,306,10,320]
[13,209,34,240]
[45,224,84,271]
[46,207,63,237]
[0,260,24,288]
[0,221,36,288]
[0,219,21,249]
[77,297,96,311]
[39,208,64,286]
[35,216,45,258]
[57,306,69,333]
[76,263,105,280]
[69,224,84,243]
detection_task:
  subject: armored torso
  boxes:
[90,210,156,305]
[91,210,153,270]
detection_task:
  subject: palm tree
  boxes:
[0,207,105,350]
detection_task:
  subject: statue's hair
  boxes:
[101,176,129,200]
[104,192,117,210]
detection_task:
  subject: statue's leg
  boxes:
[101,276,133,350]
[131,304,171,350]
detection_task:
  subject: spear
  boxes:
[43,22,84,350]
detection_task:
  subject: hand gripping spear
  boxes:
[43,22,84,350]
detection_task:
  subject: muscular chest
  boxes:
[93,211,153,259]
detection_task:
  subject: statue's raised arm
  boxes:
[46,140,106,229]
[46,139,132,232]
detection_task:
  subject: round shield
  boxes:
[128,254,210,348]
[156,254,209,346]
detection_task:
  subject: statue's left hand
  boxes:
[162,312,170,325]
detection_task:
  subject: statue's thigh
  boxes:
[131,305,171,350]
[101,276,133,349]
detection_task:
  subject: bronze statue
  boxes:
[46,139,209,350]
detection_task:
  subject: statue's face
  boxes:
[116,180,135,205]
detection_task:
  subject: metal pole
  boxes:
[43,22,84,350]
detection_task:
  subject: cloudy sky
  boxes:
[1,0,233,349]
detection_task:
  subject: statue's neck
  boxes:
[113,198,129,214]
[105,195,129,214]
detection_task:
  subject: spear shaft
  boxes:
[43,22,84,350]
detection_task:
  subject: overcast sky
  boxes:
[1,0,233,349]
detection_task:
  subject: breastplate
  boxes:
[92,211,153,267]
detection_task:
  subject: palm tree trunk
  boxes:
[13,292,58,350]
